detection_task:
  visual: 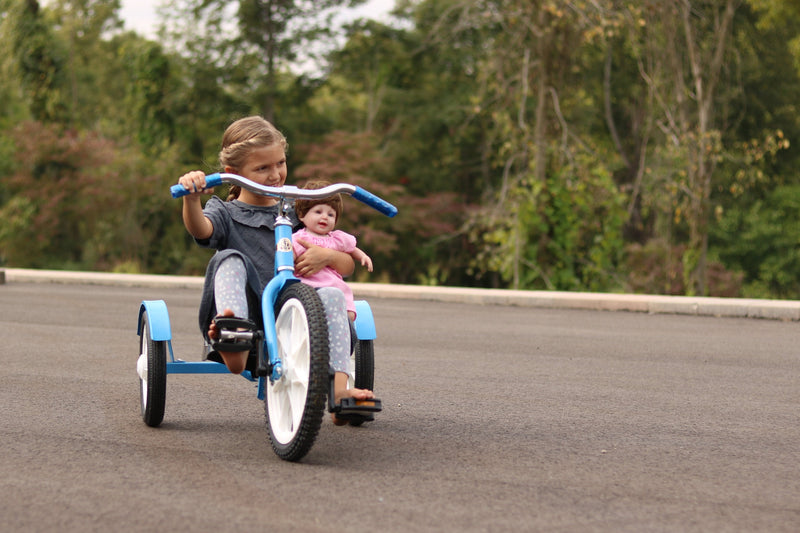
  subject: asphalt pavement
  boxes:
[2,269,799,532]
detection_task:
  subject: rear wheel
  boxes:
[138,313,166,427]
[349,339,375,426]
[353,339,374,391]
[265,283,328,461]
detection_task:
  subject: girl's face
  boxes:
[300,204,338,236]
[228,143,287,205]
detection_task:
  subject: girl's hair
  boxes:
[219,116,288,201]
[295,180,343,221]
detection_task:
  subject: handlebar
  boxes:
[171,172,397,217]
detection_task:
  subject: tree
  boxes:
[405,0,626,289]
[5,0,68,123]
[161,0,367,121]
[47,0,122,125]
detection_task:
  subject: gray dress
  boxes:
[196,196,299,339]
[195,196,353,377]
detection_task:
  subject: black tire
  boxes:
[353,339,375,391]
[349,339,376,427]
[264,283,328,461]
[138,313,166,427]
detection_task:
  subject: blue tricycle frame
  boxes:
[136,173,396,462]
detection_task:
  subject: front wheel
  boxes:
[138,313,166,427]
[264,283,328,461]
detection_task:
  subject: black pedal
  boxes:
[212,317,257,352]
[338,396,382,415]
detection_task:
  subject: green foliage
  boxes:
[712,184,800,299]
[0,119,197,273]
[623,240,743,297]
[6,0,68,122]
[467,152,627,292]
[122,40,177,150]
[293,130,467,285]
[2,0,800,300]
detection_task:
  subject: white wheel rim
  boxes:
[139,322,149,407]
[348,350,355,389]
[267,299,311,445]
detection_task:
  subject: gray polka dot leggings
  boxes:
[214,255,352,377]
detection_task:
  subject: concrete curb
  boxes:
[3,267,800,321]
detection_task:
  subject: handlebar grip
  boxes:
[170,173,224,198]
[352,186,398,218]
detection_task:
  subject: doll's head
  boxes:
[295,180,343,229]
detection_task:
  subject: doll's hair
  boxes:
[294,179,343,221]
[219,116,288,201]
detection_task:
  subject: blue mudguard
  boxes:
[353,300,376,341]
[138,300,172,341]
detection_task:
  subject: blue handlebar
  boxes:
[170,173,398,218]
[352,186,398,218]
[170,173,223,198]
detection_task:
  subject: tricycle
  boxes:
[136,173,397,461]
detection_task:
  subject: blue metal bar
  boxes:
[262,215,300,383]
[166,360,256,381]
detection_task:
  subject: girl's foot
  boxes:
[209,309,249,374]
[331,372,374,425]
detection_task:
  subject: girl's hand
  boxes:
[179,170,214,239]
[294,239,331,277]
[295,239,355,278]
[178,170,213,198]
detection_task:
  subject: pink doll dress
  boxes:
[292,228,358,317]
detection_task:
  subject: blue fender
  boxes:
[353,300,376,340]
[138,300,172,341]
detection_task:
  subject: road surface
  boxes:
[1,282,798,532]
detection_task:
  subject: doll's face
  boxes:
[300,204,337,236]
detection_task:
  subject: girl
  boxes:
[293,180,373,322]
[176,116,374,420]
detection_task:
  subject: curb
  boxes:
[3,267,800,321]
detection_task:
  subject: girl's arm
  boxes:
[294,239,355,278]
[351,247,373,272]
[178,171,214,240]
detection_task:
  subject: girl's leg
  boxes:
[212,255,249,374]
[214,255,249,319]
[317,287,353,378]
[316,287,374,424]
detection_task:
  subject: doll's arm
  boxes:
[351,246,373,272]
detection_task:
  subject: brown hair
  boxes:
[294,180,343,221]
[219,116,288,201]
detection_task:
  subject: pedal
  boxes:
[211,317,257,352]
[335,397,382,422]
